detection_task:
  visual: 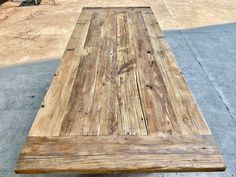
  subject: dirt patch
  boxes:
[23,9,46,21]
[12,29,40,41]
[0,7,20,22]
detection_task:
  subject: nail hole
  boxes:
[146,84,153,89]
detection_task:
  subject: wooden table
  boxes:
[15,7,225,174]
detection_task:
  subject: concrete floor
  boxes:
[0,0,236,176]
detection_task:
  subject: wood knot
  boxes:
[118,61,135,75]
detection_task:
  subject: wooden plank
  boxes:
[15,135,225,174]
[15,7,225,173]
[129,10,182,134]
[28,10,93,136]
[141,10,211,135]
[116,11,148,135]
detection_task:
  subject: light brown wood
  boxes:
[16,135,224,173]
[15,7,225,174]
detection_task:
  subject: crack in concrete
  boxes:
[181,35,236,124]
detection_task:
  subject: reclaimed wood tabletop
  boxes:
[15,7,226,174]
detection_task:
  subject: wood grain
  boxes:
[15,7,225,174]
[15,135,225,174]
[28,10,93,136]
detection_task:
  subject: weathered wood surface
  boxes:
[15,7,226,174]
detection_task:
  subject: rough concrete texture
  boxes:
[0,0,236,176]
